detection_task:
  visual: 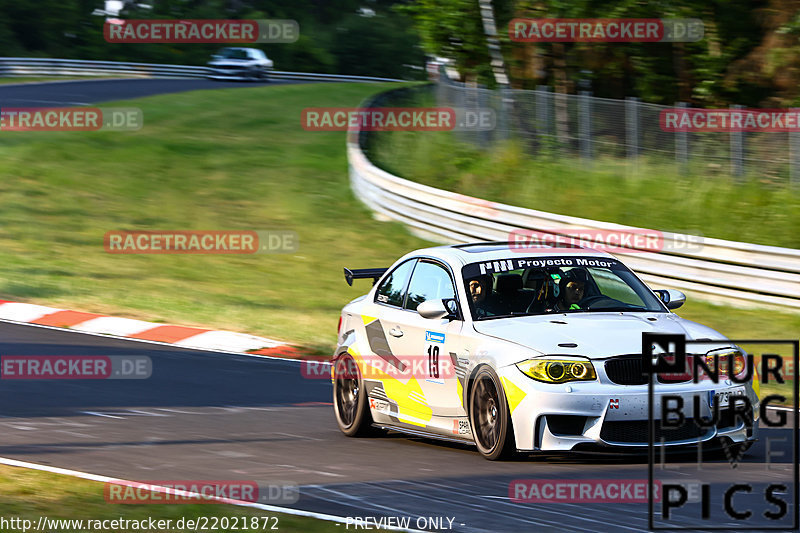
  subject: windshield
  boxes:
[461,256,665,320]
[218,48,251,60]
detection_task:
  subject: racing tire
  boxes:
[469,366,516,460]
[333,353,375,437]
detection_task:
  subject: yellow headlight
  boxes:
[706,350,746,377]
[517,359,597,384]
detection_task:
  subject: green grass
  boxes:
[0,465,343,532]
[0,82,429,353]
[368,130,800,249]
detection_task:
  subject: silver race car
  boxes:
[332,242,759,460]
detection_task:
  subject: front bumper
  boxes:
[501,365,759,451]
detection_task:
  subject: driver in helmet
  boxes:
[552,268,589,312]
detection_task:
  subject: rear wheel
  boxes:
[333,354,374,437]
[469,367,516,460]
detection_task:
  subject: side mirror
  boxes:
[417,299,458,320]
[654,289,686,310]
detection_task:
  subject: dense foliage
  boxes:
[0,0,427,79]
[2,0,799,104]
[404,0,800,106]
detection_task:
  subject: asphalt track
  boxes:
[0,77,298,107]
[0,79,796,532]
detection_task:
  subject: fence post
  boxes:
[579,90,592,164]
[791,108,800,187]
[626,96,639,173]
[675,102,688,174]
[730,104,744,179]
[498,86,511,142]
[536,85,551,155]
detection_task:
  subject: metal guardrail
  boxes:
[0,57,402,83]
[347,93,800,311]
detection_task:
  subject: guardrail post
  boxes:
[626,96,639,174]
[579,90,592,164]
[675,102,688,174]
[730,104,744,179]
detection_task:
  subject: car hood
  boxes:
[472,312,727,359]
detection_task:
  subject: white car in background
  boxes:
[207,47,273,80]
[332,242,759,460]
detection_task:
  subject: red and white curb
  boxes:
[0,300,323,361]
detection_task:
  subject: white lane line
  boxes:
[2,98,92,105]
[79,411,124,419]
[0,456,425,533]
[274,464,343,478]
[126,409,169,417]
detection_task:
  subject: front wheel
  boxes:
[469,367,516,460]
[333,354,374,437]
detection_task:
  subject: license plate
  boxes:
[714,387,746,408]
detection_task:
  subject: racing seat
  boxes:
[522,268,555,313]
[494,273,525,313]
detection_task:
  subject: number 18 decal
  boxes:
[427,344,440,378]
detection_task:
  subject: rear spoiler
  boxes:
[344,267,387,286]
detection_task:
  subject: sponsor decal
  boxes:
[425,331,445,343]
[473,256,621,276]
[609,398,620,409]
[369,398,389,411]
[452,419,470,435]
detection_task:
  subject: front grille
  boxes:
[600,419,710,443]
[605,356,647,385]
[604,355,692,385]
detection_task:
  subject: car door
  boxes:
[358,259,434,424]
[396,259,465,418]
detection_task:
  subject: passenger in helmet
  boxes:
[552,268,590,312]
